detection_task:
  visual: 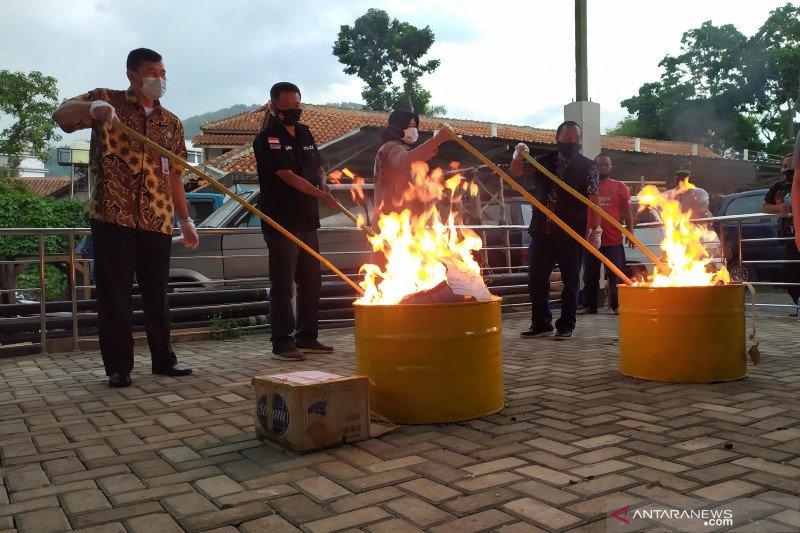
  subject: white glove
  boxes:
[588,227,602,249]
[178,217,199,249]
[513,142,530,160]
[89,100,117,129]
[434,123,454,142]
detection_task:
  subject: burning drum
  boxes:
[354,297,504,424]
[618,284,746,383]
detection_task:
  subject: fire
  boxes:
[328,168,366,203]
[636,183,730,287]
[357,162,487,305]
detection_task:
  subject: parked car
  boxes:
[182,192,224,225]
[625,198,665,278]
[479,198,532,269]
[77,192,227,283]
[715,189,783,281]
[480,196,667,279]
[168,188,373,289]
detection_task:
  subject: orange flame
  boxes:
[636,183,730,287]
[355,162,486,305]
[329,168,367,203]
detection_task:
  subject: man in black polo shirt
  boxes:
[253,82,339,360]
[510,121,601,340]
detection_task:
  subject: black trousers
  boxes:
[582,244,626,311]
[91,219,177,375]
[528,232,582,333]
[264,229,321,344]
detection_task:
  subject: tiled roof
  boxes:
[193,104,559,148]
[191,104,719,178]
[193,134,255,146]
[18,177,71,197]
[600,136,716,158]
[199,106,268,132]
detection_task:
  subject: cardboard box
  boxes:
[251,371,370,453]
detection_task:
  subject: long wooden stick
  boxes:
[112,118,364,296]
[519,150,669,274]
[444,130,634,286]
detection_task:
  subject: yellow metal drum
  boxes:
[354,297,504,424]
[618,284,747,383]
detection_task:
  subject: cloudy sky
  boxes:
[1,0,793,142]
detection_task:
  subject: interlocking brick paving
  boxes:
[1,312,799,531]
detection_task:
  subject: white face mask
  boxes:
[141,76,167,100]
[402,127,419,144]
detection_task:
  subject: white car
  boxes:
[626,197,722,279]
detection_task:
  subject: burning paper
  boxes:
[636,183,730,287]
[356,162,490,305]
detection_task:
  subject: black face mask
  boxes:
[557,141,582,159]
[783,169,794,181]
[276,107,302,126]
[599,172,610,180]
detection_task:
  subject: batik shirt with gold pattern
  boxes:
[64,88,187,235]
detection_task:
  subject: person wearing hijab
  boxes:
[372,110,452,224]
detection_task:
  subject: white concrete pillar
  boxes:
[564,101,601,159]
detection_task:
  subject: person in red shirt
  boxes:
[578,154,634,314]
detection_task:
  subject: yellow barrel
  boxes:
[354,297,504,424]
[618,284,747,383]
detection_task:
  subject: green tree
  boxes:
[605,117,642,137]
[0,70,61,172]
[748,3,800,154]
[333,8,445,114]
[0,177,86,303]
[618,5,800,155]
[619,22,761,153]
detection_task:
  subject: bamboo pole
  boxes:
[444,130,634,286]
[112,118,364,296]
[519,150,669,274]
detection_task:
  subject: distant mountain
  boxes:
[324,102,364,110]
[182,104,262,139]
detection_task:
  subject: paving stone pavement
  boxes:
[1,312,799,532]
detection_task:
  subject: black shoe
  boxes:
[295,338,334,354]
[554,330,573,340]
[272,342,306,361]
[152,363,193,376]
[577,308,597,315]
[520,326,554,338]
[108,373,132,388]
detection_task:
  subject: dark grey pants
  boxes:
[264,229,321,344]
[91,219,177,375]
[528,233,582,333]
[582,244,626,311]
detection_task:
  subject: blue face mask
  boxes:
[557,141,582,159]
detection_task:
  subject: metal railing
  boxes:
[0,225,535,353]
[1,210,798,354]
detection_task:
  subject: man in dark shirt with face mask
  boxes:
[252,82,339,360]
[762,154,798,312]
[510,121,601,340]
